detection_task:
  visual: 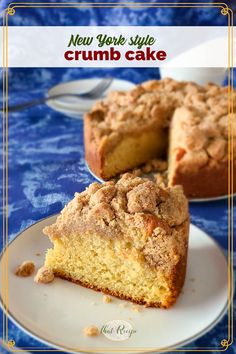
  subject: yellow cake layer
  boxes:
[45,232,173,307]
[103,129,167,179]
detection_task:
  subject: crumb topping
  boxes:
[86,78,236,166]
[127,181,157,213]
[34,266,54,284]
[15,261,35,277]
[170,86,236,171]
[83,325,100,337]
[43,174,189,271]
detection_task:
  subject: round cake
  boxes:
[84,78,236,198]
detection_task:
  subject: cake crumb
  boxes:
[35,252,41,257]
[34,266,54,284]
[15,261,35,277]
[132,304,141,312]
[90,301,97,306]
[190,277,195,282]
[103,295,112,303]
[119,302,128,308]
[83,325,100,337]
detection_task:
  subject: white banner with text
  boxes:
[1,26,234,67]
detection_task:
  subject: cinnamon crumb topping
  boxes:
[86,78,235,170]
[43,174,189,272]
[34,266,54,284]
[15,261,35,277]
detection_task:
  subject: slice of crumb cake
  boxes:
[43,174,189,308]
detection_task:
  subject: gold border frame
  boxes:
[1,1,234,353]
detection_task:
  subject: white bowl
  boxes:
[160,67,226,86]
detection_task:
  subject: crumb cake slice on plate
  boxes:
[43,174,189,308]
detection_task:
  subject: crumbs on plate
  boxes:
[34,266,54,284]
[15,261,35,277]
[131,304,142,313]
[83,325,100,337]
[103,295,112,303]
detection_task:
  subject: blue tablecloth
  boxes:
[1,66,235,354]
[0,0,235,353]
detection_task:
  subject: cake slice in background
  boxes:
[43,174,189,308]
[168,86,236,198]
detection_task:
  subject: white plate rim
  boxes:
[85,162,235,203]
[0,215,229,353]
[46,78,136,117]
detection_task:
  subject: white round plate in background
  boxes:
[46,78,135,118]
[0,216,228,353]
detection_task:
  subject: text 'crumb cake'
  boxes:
[84,78,236,198]
[43,174,189,308]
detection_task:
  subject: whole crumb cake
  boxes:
[84,78,236,198]
[43,174,189,308]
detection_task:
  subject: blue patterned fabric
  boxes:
[0,1,235,353]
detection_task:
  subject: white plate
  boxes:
[47,78,135,118]
[0,216,228,353]
[85,162,235,203]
